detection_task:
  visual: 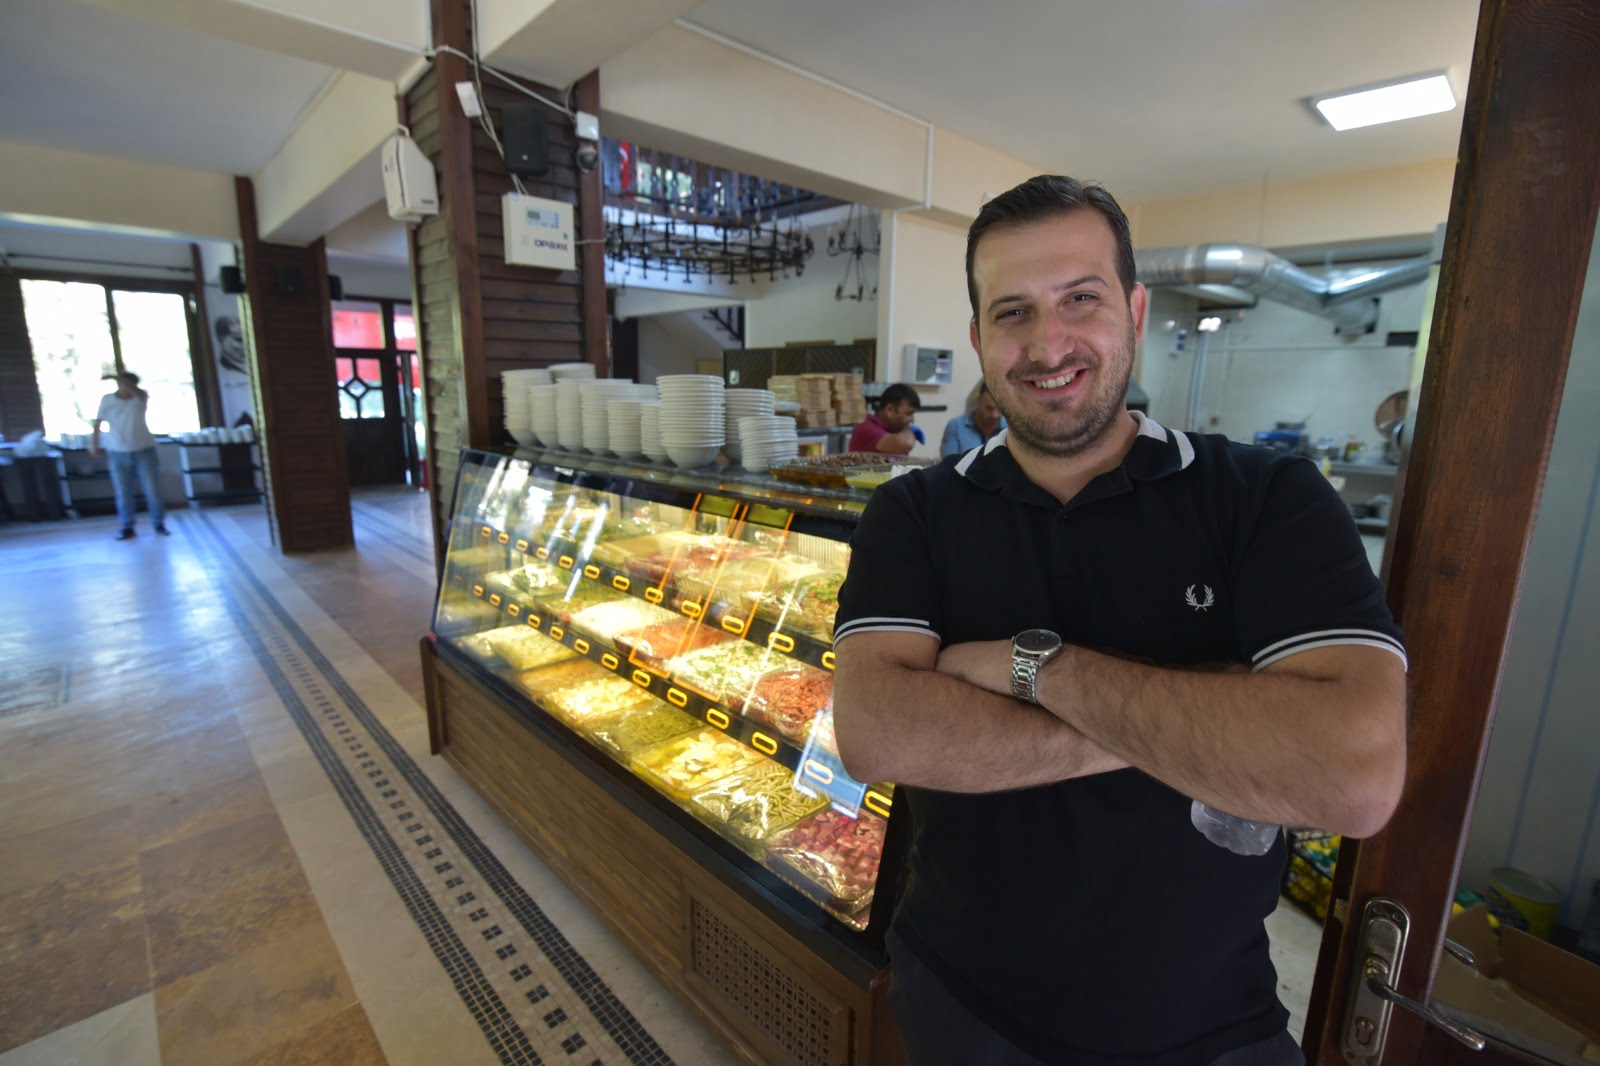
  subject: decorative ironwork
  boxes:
[826,204,879,302]
[601,140,825,283]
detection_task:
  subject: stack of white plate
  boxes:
[527,384,560,446]
[736,415,800,470]
[723,388,776,463]
[580,380,637,452]
[548,362,597,382]
[555,378,585,451]
[656,374,725,468]
[639,404,666,463]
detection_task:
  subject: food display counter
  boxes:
[421,445,907,1065]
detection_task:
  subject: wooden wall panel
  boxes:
[0,275,44,439]
[406,8,606,556]
[235,177,352,552]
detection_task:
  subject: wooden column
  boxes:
[574,70,608,376]
[1302,0,1600,1060]
[235,176,353,553]
[0,275,45,439]
[406,0,605,561]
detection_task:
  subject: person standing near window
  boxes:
[90,372,167,539]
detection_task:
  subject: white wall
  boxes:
[1141,263,1428,451]
[1462,226,1600,927]
[875,211,970,460]
[636,312,726,383]
[743,218,881,349]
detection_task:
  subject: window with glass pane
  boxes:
[21,280,118,440]
[332,300,386,349]
[111,290,200,434]
[394,304,417,351]
[335,355,388,419]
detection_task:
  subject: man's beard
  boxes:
[989,326,1135,458]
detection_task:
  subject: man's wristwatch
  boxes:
[1011,629,1064,704]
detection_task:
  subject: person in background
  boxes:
[938,380,1007,457]
[849,383,922,455]
[90,371,167,540]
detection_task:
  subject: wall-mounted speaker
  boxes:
[219,265,245,294]
[328,275,344,301]
[503,102,550,178]
[276,265,304,298]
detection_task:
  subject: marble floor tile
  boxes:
[0,803,138,897]
[139,812,324,988]
[236,1002,387,1066]
[0,858,151,1053]
[152,920,358,1066]
[0,993,159,1066]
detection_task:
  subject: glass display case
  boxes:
[428,446,902,950]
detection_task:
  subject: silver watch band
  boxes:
[1012,652,1044,704]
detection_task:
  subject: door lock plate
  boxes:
[1341,898,1409,1064]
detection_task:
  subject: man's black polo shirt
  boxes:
[835,412,1404,1065]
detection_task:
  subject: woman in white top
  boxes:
[90,372,166,539]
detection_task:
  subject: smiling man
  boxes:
[832,176,1407,1065]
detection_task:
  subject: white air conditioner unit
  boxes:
[382,134,438,224]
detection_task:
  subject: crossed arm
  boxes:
[833,631,1406,837]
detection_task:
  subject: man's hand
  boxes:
[935,639,1015,696]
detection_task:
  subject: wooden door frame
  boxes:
[1303,1,1600,1060]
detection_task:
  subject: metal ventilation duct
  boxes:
[1135,244,1431,334]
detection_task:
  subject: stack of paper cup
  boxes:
[656,374,725,468]
[736,415,800,470]
[723,388,776,463]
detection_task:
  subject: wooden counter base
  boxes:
[421,638,903,1066]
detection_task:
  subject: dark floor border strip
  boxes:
[178,514,547,1066]
[192,510,673,1066]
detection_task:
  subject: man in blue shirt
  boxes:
[939,380,1006,457]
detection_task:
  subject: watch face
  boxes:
[1015,629,1062,656]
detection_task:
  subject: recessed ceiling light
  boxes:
[1312,73,1456,131]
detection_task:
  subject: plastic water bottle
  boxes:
[1191,800,1280,856]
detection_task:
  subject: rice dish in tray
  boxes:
[481,626,577,671]
[568,599,675,643]
[512,657,610,697]
[543,676,658,726]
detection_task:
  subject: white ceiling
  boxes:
[684,0,1480,203]
[0,0,335,176]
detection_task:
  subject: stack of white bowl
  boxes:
[548,362,597,382]
[580,380,637,452]
[656,374,726,468]
[607,396,654,459]
[639,404,666,463]
[555,378,585,451]
[502,369,550,445]
[527,384,560,446]
[723,388,776,463]
[736,415,800,470]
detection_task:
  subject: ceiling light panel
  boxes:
[1313,73,1456,132]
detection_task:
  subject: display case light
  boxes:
[1312,73,1456,132]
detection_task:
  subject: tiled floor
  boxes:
[0,490,1325,1064]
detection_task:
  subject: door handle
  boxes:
[1341,898,1486,1063]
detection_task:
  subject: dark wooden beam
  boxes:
[188,242,224,427]
[235,176,353,552]
[1304,0,1600,1060]
[574,69,608,377]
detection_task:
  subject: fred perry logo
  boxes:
[1186,585,1215,611]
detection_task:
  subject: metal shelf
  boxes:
[1329,461,1398,478]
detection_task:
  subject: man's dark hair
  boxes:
[120,371,140,386]
[876,383,921,412]
[965,175,1137,319]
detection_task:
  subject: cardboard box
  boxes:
[1433,905,1600,1063]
